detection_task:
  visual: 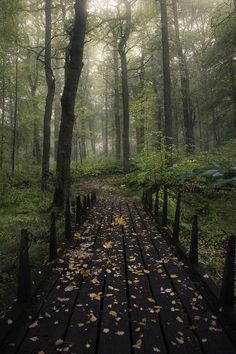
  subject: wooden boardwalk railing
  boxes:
[0,195,235,354]
[142,187,236,310]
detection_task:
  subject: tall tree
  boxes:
[53,0,88,208]
[172,0,194,152]
[0,72,6,169]
[112,29,121,160]
[41,0,55,190]
[159,0,173,142]
[118,0,132,172]
[11,56,18,176]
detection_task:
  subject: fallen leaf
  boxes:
[132,339,142,349]
[57,297,70,302]
[109,310,118,318]
[170,274,178,279]
[148,298,156,303]
[7,319,13,325]
[30,337,39,342]
[103,241,114,249]
[116,331,125,336]
[29,321,38,329]
[89,312,97,322]
[55,338,64,346]
[65,285,77,292]
[176,316,183,323]
[115,216,126,226]
[143,269,150,274]
[89,292,103,301]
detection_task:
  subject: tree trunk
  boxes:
[104,66,109,156]
[53,0,88,208]
[229,57,236,130]
[0,74,6,169]
[41,0,55,190]
[119,49,130,172]
[172,0,194,152]
[137,48,145,151]
[33,119,41,165]
[28,56,41,165]
[160,0,173,142]
[12,57,18,177]
[118,0,131,172]
[88,116,96,155]
[113,37,121,160]
[81,116,87,159]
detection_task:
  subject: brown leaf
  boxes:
[132,339,142,349]
[55,338,64,346]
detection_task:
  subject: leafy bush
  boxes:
[125,139,236,193]
[71,157,122,180]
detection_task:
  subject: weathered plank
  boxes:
[136,202,236,354]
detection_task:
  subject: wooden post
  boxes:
[142,191,145,204]
[93,191,97,203]
[90,192,94,205]
[86,193,91,208]
[154,189,160,217]
[162,185,168,227]
[220,236,235,308]
[189,215,198,265]
[49,212,57,261]
[144,191,148,209]
[82,195,87,216]
[65,197,72,240]
[76,196,82,225]
[147,189,153,212]
[173,192,181,242]
[17,229,32,303]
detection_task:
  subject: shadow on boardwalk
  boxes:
[0,197,235,354]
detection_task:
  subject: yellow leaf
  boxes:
[148,298,156,303]
[103,241,113,249]
[89,292,103,300]
[115,216,126,226]
[74,232,81,240]
[109,310,118,318]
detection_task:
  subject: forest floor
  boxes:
[1,197,235,353]
[72,174,139,199]
[0,174,136,315]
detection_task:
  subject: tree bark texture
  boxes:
[172,0,194,152]
[42,0,55,190]
[53,0,88,208]
[160,0,173,142]
[118,0,131,173]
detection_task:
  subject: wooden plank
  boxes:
[130,202,203,354]
[0,201,106,354]
[120,201,168,354]
[136,203,236,354]
[61,203,113,354]
[97,202,131,354]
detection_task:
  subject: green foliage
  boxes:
[71,157,122,180]
[126,139,236,192]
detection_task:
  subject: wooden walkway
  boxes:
[0,198,235,354]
